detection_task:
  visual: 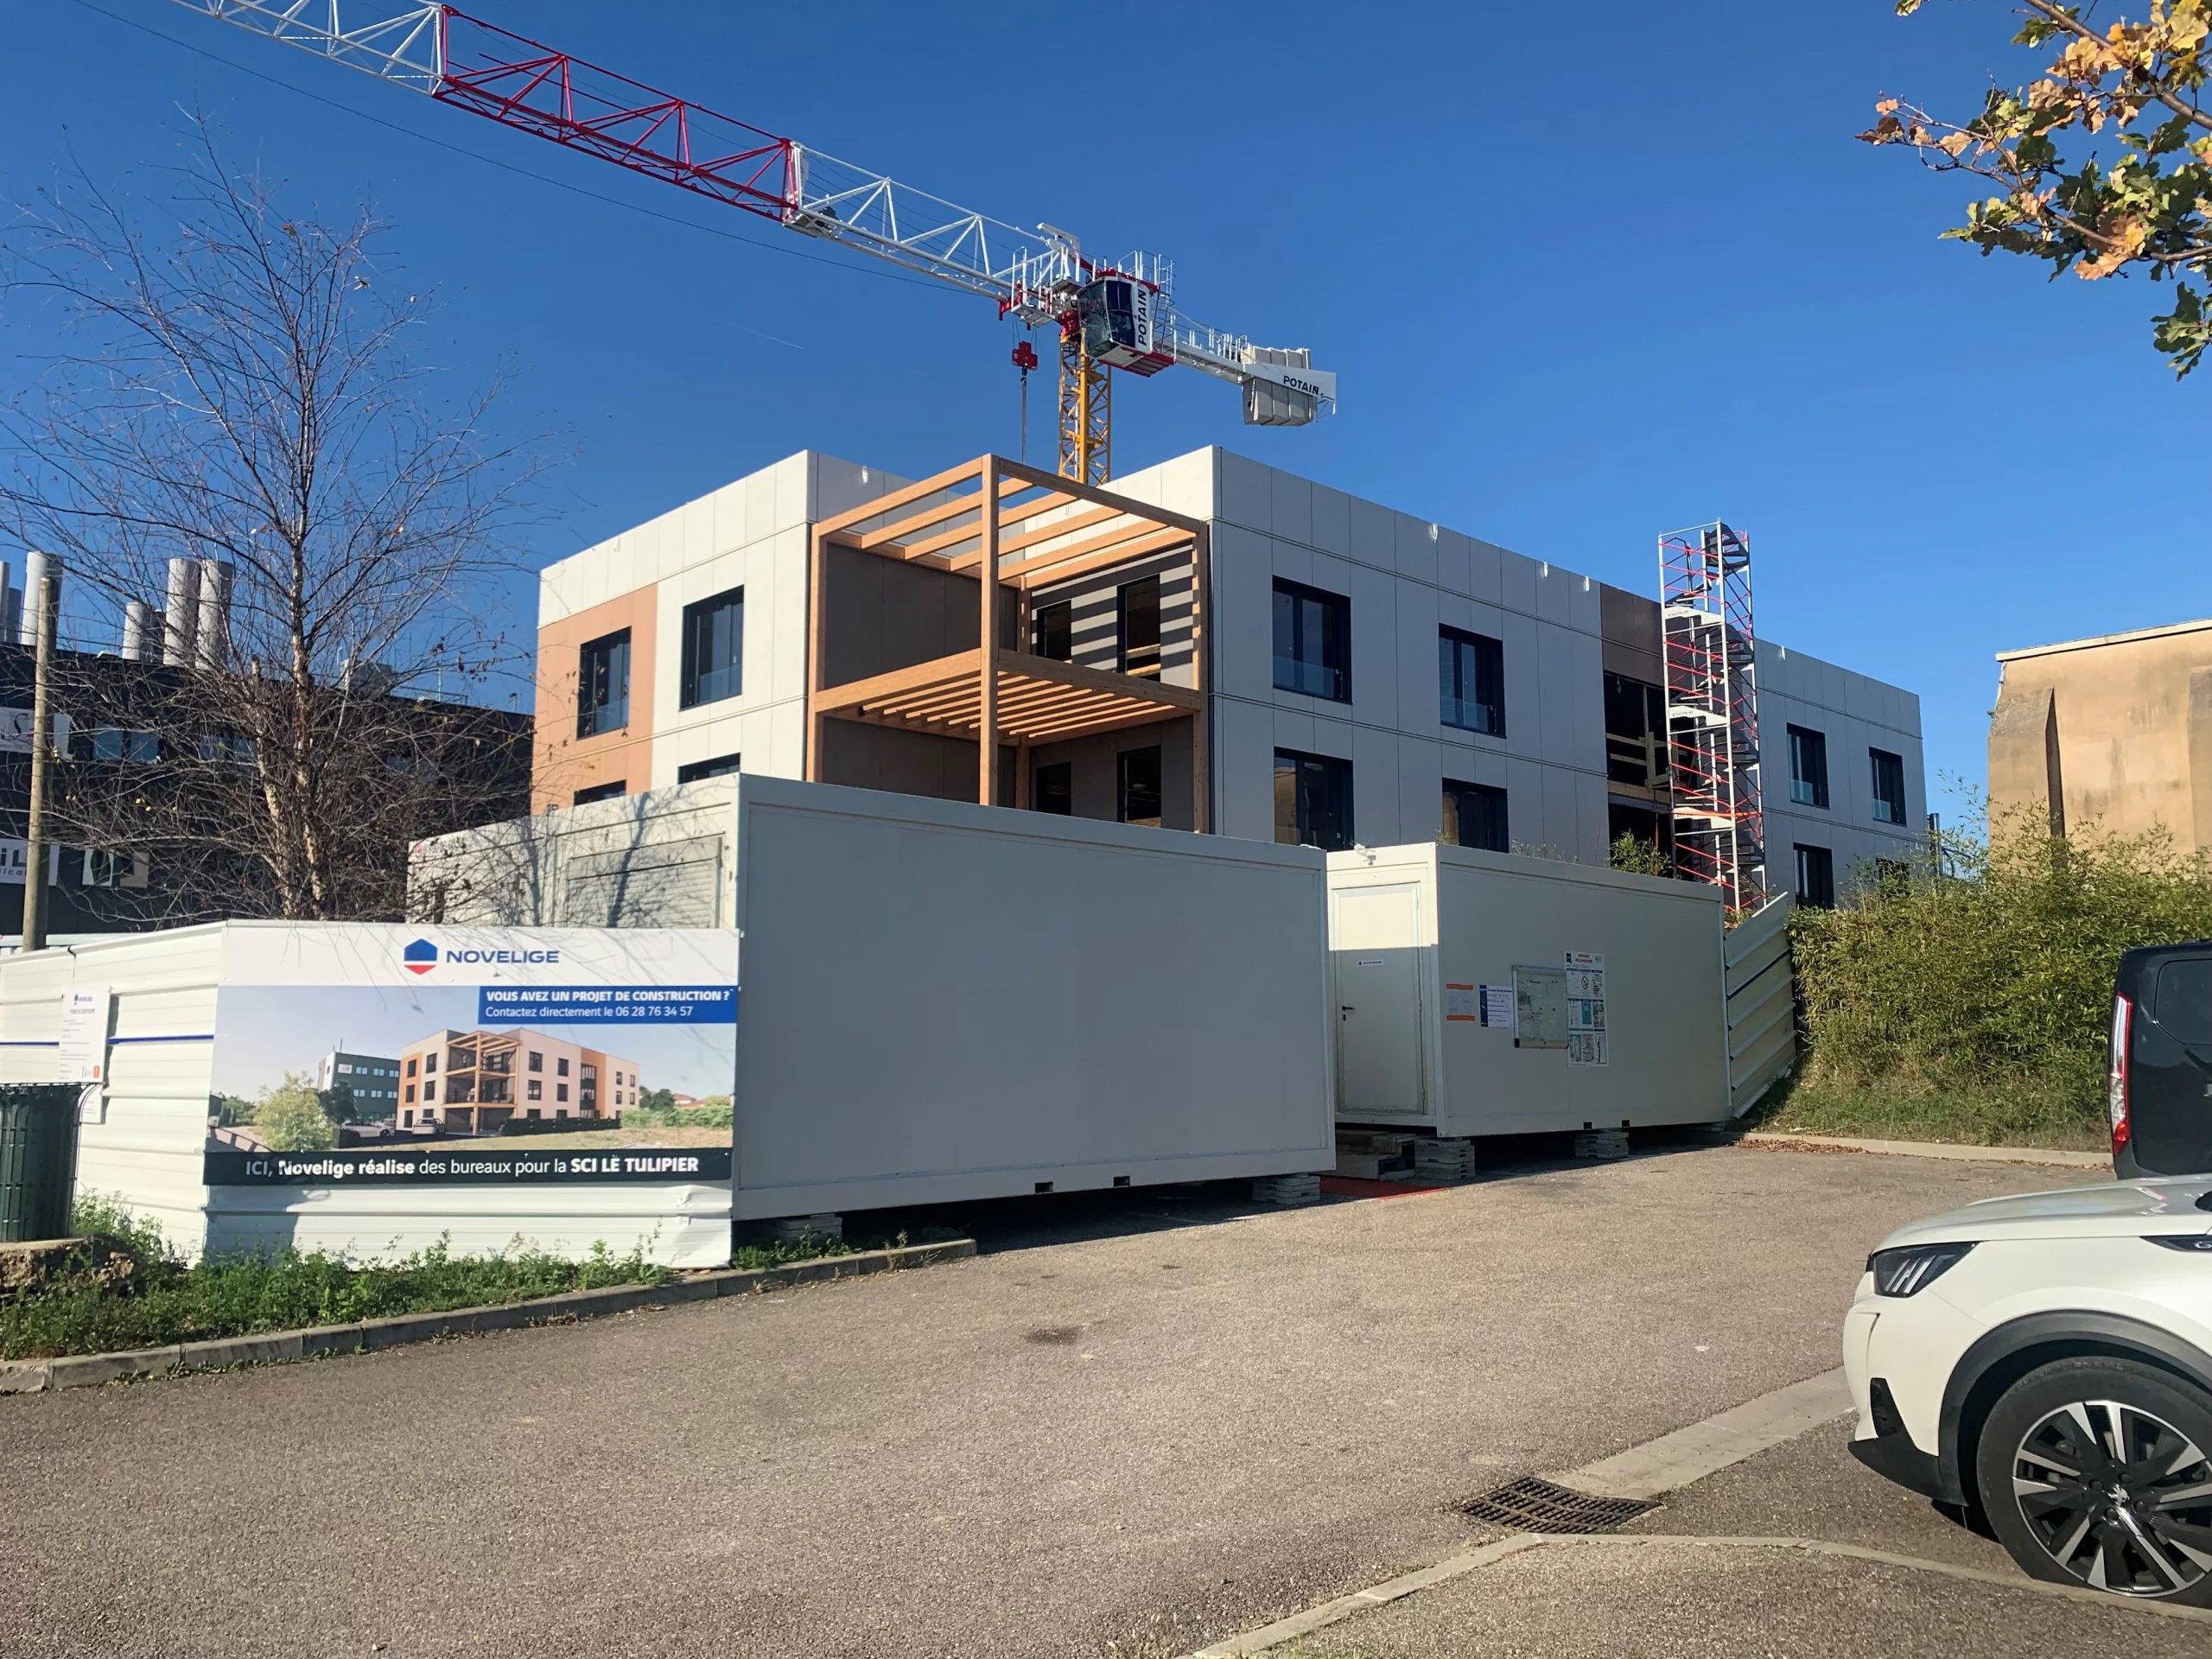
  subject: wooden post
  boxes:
[977,459,1000,805]
[804,529,827,782]
[21,575,57,950]
[1189,527,1211,835]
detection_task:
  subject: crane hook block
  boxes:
[1011,340,1040,374]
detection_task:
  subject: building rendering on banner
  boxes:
[1989,618,2212,851]
[398,1026,643,1134]
[314,1048,402,1119]
[529,448,1927,906]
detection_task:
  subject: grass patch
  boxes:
[729,1227,962,1273]
[0,1196,677,1362]
[1,1198,954,1363]
[1753,1074,2107,1152]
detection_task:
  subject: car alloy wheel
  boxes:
[1980,1358,2212,1602]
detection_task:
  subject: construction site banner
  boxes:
[200,925,737,1187]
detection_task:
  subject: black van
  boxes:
[2110,943,2212,1176]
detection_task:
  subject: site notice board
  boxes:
[199,925,738,1190]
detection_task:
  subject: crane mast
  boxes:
[162,1,1338,485]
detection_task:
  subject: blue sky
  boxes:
[4,1,2205,814]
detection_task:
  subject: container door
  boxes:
[1337,950,1425,1116]
[2135,954,2212,1174]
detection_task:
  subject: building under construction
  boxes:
[524,446,1923,910]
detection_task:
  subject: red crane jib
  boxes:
[434,8,797,220]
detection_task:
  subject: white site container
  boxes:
[1328,842,1728,1135]
[727,775,1335,1217]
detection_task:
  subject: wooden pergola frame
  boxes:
[807,454,1211,830]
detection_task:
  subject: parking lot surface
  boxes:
[0,1144,2107,1657]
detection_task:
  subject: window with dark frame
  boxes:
[1274,748,1353,850]
[1118,577,1161,677]
[1034,601,1073,662]
[1273,580,1351,702]
[679,588,743,709]
[677,753,741,784]
[1033,761,1072,815]
[1787,725,1829,809]
[576,629,632,737]
[1870,748,1908,825]
[1440,779,1509,853]
[1795,844,1836,908]
[1117,746,1163,827]
[574,780,626,805]
[1439,627,1504,735]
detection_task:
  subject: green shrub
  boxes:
[1789,809,2212,1140]
[623,1096,733,1129]
[2,1229,673,1361]
[1608,832,1674,878]
[253,1074,335,1151]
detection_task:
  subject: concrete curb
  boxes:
[1554,1369,1850,1501]
[0,1238,975,1394]
[1738,1132,2110,1169]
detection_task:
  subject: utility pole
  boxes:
[21,574,57,952]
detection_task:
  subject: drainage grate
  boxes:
[1457,1476,1657,1535]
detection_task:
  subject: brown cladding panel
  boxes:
[817,717,979,804]
[533,588,658,811]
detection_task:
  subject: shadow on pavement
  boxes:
[854,1125,1728,1256]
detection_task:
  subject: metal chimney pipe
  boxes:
[163,557,200,666]
[123,601,157,663]
[16,552,54,648]
[195,559,233,671]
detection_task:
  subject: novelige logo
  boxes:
[402,938,561,976]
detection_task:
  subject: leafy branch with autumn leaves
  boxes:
[1863,0,2212,374]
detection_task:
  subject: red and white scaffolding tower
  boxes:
[1660,522,1764,910]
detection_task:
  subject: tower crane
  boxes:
[162,2,1338,486]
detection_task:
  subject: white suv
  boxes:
[1845,1176,2212,1603]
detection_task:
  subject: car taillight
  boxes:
[2108,995,2133,1153]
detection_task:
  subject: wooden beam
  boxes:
[978,461,999,806]
[805,529,829,781]
[948,518,1188,581]
[816,457,993,540]
[1192,523,1211,835]
[1019,702,1192,744]
[992,679,1116,716]
[997,502,1127,557]
[1005,528,1198,594]
[883,484,1116,565]
[817,708,976,743]
[991,453,1210,537]
[993,647,1203,711]
[877,682,983,723]
[816,649,986,715]
[852,473,1033,551]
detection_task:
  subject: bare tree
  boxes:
[0,119,542,921]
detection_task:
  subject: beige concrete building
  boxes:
[399,1026,642,1133]
[530,446,1928,904]
[1989,618,2212,847]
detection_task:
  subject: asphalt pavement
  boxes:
[0,1141,2116,1657]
